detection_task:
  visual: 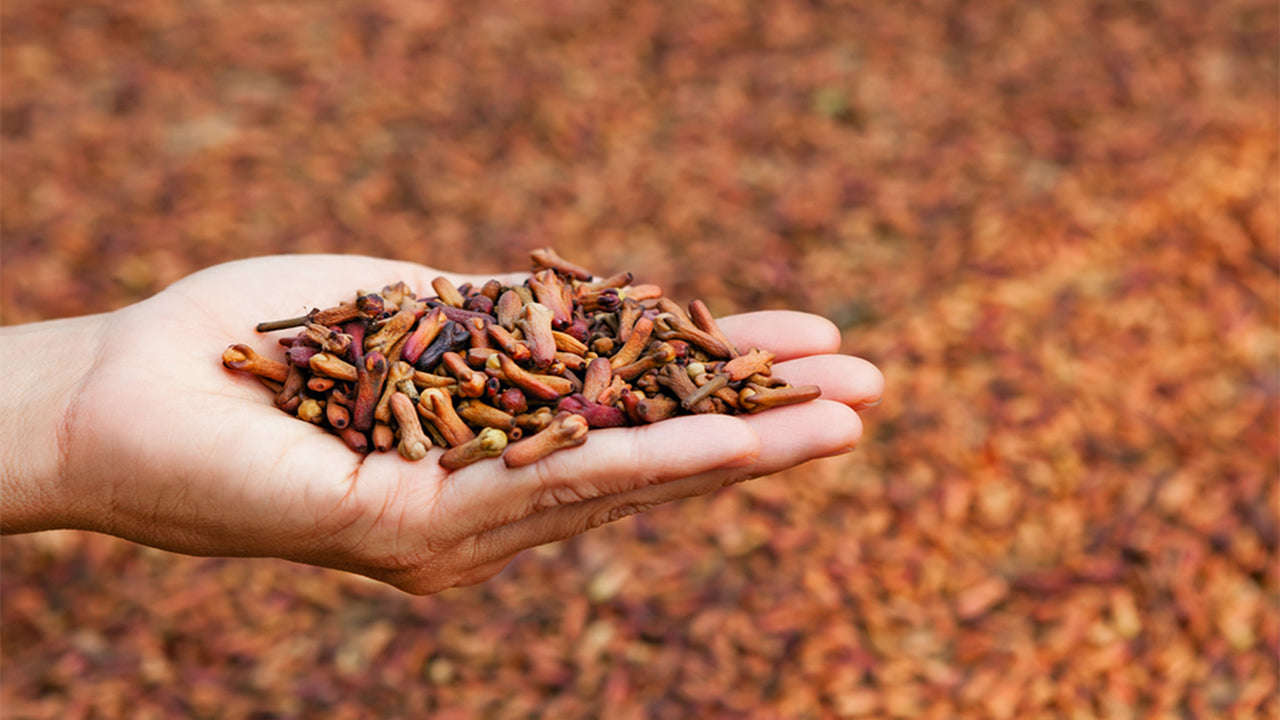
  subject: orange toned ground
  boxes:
[2,1,1276,718]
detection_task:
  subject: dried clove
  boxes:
[503,412,589,468]
[581,357,614,404]
[456,400,520,437]
[374,361,417,424]
[223,344,290,383]
[516,302,558,369]
[558,393,628,428]
[431,276,466,308]
[414,321,470,372]
[489,352,563,402]
[297,398,325,424]
[309,352,358,382]
[530,247,594,281]
[738,383,823,413]
[372,422,396,453]
[528,269,574,329]
[609,316,655,369]
[441,351,487,398]
[275,364,306,413]
[417,388,476,448]
[439,427,509,470]
[390,391,431,461]
[401,307,447,365]
[365,308,418,357]
[722,348,775,382]
[222,248,823,465]
[687,299,740,359]
[352,351,389,433]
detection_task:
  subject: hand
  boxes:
[1,255,883,594]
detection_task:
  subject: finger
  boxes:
[716,311,843,360]
[428,413,761,546]
[731,399,864,466]
[466,399,861,565]
[769,355,885,410]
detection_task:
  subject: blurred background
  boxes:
[1,0,1276,717]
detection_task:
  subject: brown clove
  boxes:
[530,247,594,281]
[374,361,417,424]
[687,299,740,358]
[528,269,575,329]
[416,388,476,447]
[441,351,487,398]
[431,276,467,308]
[503,412,589,468]
[489,353,563,402]
[738,383,823,413]
[223,344,290,383]
[439,427,509,470]
[309,352,359,383]
[653,311,735,360]
[275,364,306,413]
[516,302,558,369]
[365,307,419,357]
[456,400,520,437]
[722,348,775,382]
[390,391,431,461]
[613,341,677,382]
[581,357,614,404]
[486,322,532,363]
[657,364,716,413]
[609,316,655,369]
[352,351,389,432]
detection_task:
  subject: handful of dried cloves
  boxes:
[221,249,821,468]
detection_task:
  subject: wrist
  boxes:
[1,315,106,533]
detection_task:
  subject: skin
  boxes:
[0,255,883,595]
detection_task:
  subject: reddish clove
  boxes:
[352,352,389,432]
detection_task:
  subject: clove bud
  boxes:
[503,412,589,468]
[223,248,825,465]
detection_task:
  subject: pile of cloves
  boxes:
[221,249,821,469]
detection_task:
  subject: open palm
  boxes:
[56,255,882,594]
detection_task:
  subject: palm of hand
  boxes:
[62,255,881,594]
